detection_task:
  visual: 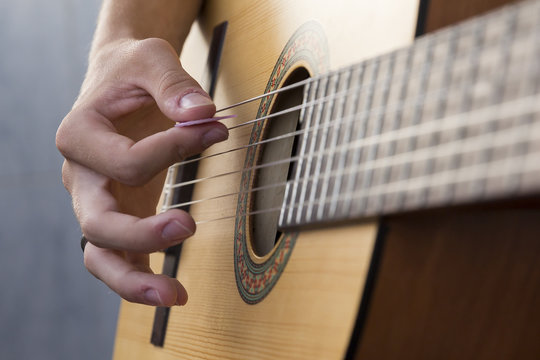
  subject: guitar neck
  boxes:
[279,0,540,229]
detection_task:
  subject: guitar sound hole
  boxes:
[250,68,309,257]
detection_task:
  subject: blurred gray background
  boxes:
[0,0,120,359]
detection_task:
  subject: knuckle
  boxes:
[175,142,188,161]
[113,160,149,186]
[79,216,101,246]
[56,110,82,158]
[135,37,171,54]
[60,161,71,190]
[157,68,191,100]
[55,121,70,156]
[82,246,103,281]
[82,249,107,284]
[83,250,98,275]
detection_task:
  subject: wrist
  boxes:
[90,0,202,57]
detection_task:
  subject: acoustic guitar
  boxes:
[113,0,540,359]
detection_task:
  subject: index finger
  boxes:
[57,107,228,186]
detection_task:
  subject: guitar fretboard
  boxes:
[279,0,540,228]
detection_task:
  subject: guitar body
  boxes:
[113,0,540,359]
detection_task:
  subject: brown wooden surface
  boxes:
[355,206,540,359]
[353,1,540,358]
[425,0,520,32]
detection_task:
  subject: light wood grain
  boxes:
[114,0,419,359]
[115,223,378,359]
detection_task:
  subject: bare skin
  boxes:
[56,0,227,307]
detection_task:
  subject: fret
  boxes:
[471,7,518,198]
[408,36,447,208]
[434,30,458,121]
[442,23,476,119]
[404,38,436,211]
[279,81,311,226]
[379,47,415,214]
[420,28,457,206]
[365,97,538,207]
[421,31,449,121]
[278,0,540,230]
[353,52,396,216]
[469,6,534,198]
[342,58,379,216]
[316,68,353,220]
[305,72,339,221]
[471,18,508,109]
[424,28,461,208]
[451,17,489,203]
[461,19,487,111]
[388,35,435,212]
[287,95,538,216]
[278,175,290,227]
[427,22,477,207]
[505,3,540,193]
[160,165,178,212]
[416,30,454,201]
[520,99,540,194]
[511,5,538,100]
[279,91,540,228]
[354,117,540,212]
[387,47,420,209]
[295,75,329,224]
[328,64,363,218]
[283,78,319,226]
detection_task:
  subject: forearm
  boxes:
[91,0,202,58]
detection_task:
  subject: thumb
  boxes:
[137,38,216,122]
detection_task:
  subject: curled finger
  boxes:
[84,243,187,306]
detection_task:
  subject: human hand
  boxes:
[56,38,228,306]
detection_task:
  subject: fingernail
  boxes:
[202,128,229,148]
[162,220,194,240]
[144,289,163,306]
[179,92,213,109]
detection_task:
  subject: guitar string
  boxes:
[172,36,528,169]
[167,94,539,210]
[166,86,448,190]
[167,53,536,208]
[211,2,533,116]
[224,44,506,132]
[195,146,540,226]
[175,69,371,167]
[171,105,368,168]
[164,6,537,219]
[163,94,540,214]
[172,67,366,167]
[194,97,540,225]
[167,34,536,192]
[166,60,537,193]
[215,71,333,113]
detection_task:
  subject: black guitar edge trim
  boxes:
[150,20,229,348]
[415,0,431,37]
